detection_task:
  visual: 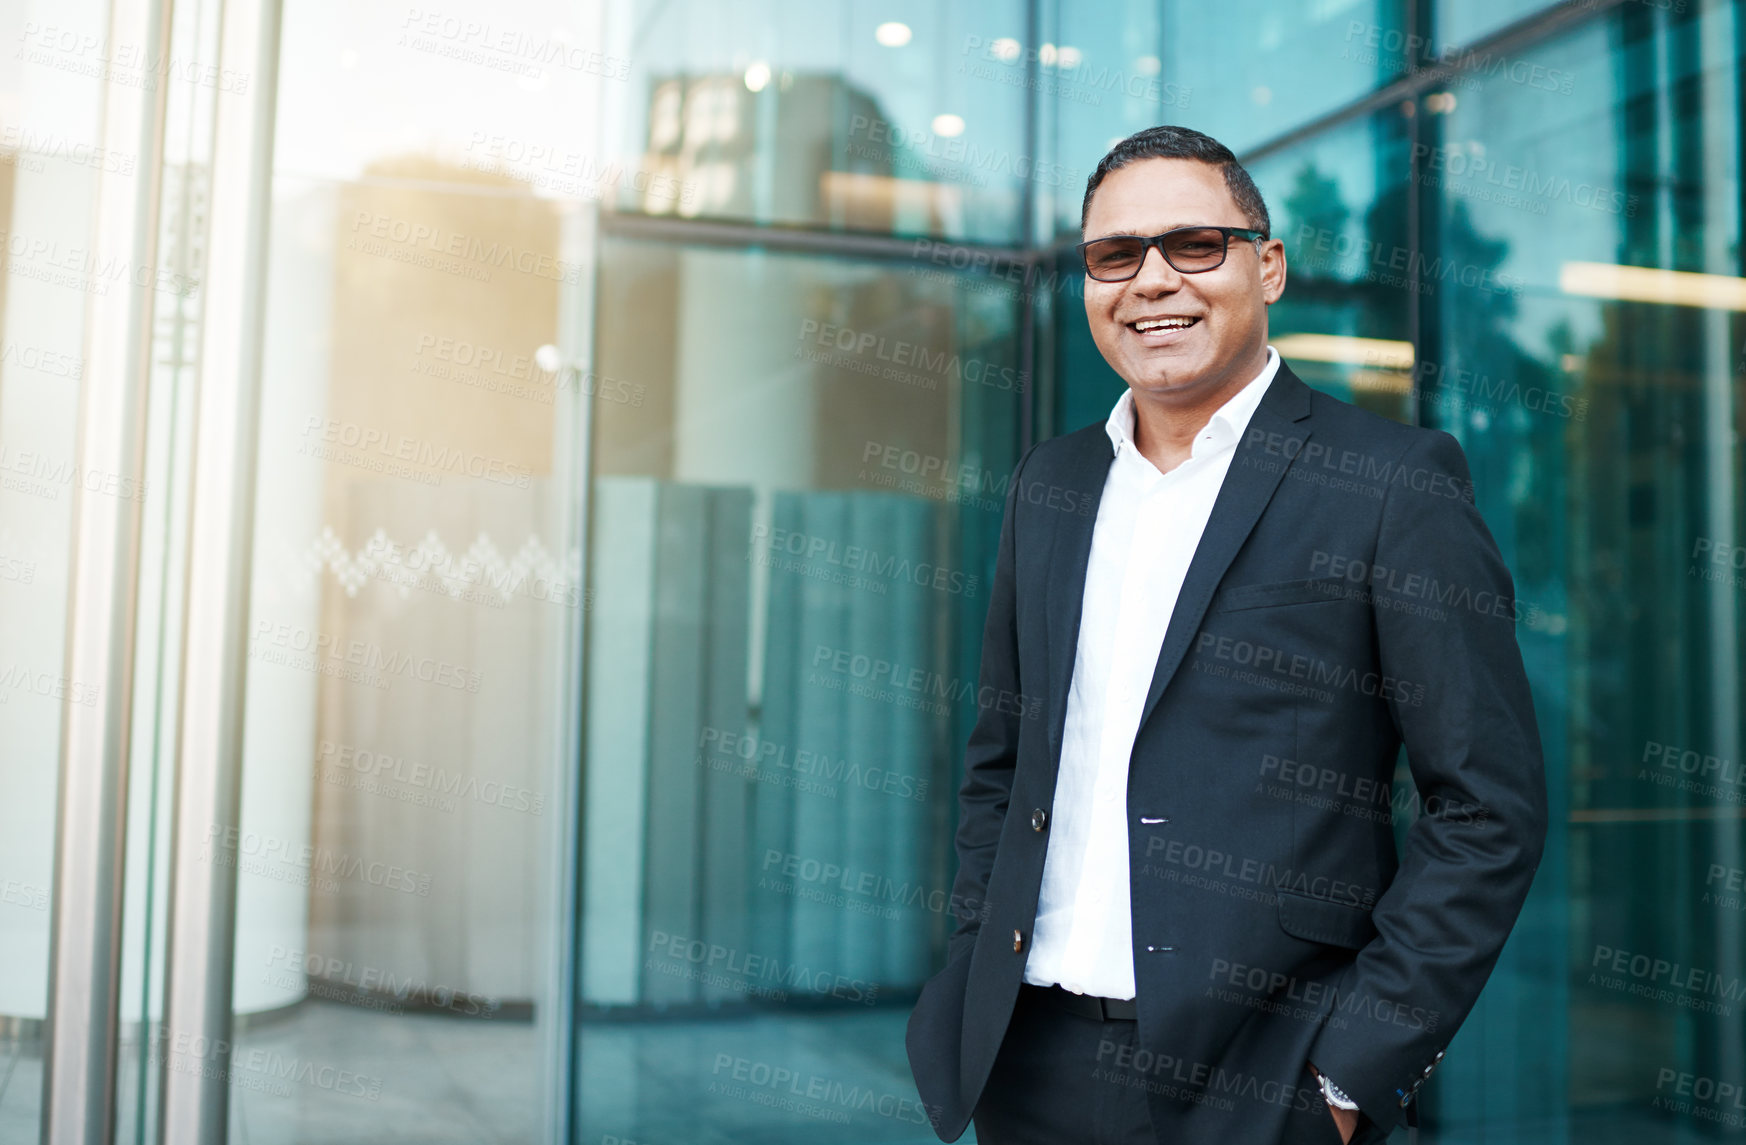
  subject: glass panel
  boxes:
[1039,0,1167,240]
[1422,4,1742,1139]
[213,0,597,1137]
[598,0,1030,242]
[1437,0,1573,55]
[1254,111,1415,422]
[1161,0,1408,156]
[0,0,132,1136]
[575,238,1023,1144]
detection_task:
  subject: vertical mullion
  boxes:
[154,0,282,1141]
[42,0,176,1141]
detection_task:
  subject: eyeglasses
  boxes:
[1076,225,1268,282]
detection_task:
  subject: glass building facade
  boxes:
[0,0,1741,1142]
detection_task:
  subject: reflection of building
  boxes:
[637,72,985,236]
[239,155,572,1017]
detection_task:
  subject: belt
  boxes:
[1022,983,1137,1021]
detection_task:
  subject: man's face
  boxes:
[1081,157,1286,405]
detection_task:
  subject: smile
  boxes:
[1127,316,1199,338]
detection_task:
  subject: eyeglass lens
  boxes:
[1082,228,1231,280]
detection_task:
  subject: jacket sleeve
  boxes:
[1304,429,1548,1133]
[944,442,1040,962]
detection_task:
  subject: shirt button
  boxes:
[1031,809,1048,832]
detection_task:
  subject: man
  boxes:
[905,125,1547,1145]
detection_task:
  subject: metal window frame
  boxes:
[42,0,176,1141]
[153,0,282,1140]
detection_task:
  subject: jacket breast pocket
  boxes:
[1276,889,1377,950]
[1215,576,1351,612]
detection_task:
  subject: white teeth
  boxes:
[1133,317,1195,332]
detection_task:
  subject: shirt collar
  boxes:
[1104,345,1281,461]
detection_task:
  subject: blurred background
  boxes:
[0,0,1741,1142]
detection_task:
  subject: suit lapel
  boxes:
[1041,428,1115,768]
[1037,364,1317,781]
[1131,364,1315,738]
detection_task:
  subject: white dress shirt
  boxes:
[1022,346,1281,1000]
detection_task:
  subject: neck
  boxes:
[1129,346,1269,474]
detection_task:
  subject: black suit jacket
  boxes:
[906,362,1547,1145]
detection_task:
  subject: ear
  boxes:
[1258,238,1287,305]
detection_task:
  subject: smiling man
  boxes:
[905,126,1547,1145]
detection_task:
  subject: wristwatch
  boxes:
[1317,1073,1360,1111]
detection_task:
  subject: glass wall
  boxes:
[0,0,113,1138]
[1,0,1742,1143]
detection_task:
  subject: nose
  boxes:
[1128,240,1183,294]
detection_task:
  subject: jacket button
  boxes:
[1012,929,1024,953]
[1031,809,1048,831]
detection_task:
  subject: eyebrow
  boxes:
[1082,222,1241,242]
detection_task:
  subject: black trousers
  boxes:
[970,985,1155,1145]
[970,985,1394,1145]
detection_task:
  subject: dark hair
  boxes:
[1080,125,1271,237]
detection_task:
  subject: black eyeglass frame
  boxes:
[1076,225,1269,282]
